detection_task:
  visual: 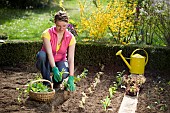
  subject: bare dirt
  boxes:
[0,65,169,113]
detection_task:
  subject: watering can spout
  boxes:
[116,50,131,70]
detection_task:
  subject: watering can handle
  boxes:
[131,49,148,65]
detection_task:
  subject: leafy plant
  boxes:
[74,68,88,83]
[30,82,53,92]
[100,96,111,111]
[109,86,117,98]
[129,86,136,93]
[116,70,125,86]
[16,87,27,103]
[62,79,70,90]
[60,68,69,78]
[159,104,168,111]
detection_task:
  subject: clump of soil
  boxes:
[122,74,146,96]
[0,65,169,113]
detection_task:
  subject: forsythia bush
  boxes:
[78,0,138,44]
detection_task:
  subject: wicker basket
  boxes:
[29,79,55,102]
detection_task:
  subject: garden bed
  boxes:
[0,65,169,113]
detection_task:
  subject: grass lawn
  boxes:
[0,0,80,41]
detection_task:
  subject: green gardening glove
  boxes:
[52,66,62,82]
[67,76,76,91]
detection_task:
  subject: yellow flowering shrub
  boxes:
[78,0,138,44]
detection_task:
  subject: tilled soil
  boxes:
[0,66,169,113]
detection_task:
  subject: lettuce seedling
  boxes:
[74,68,88,83]
[101,96,111,111]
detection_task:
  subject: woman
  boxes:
[36,10,76,91]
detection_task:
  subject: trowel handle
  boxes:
[131,49,148,65]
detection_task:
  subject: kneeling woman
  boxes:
[36,10,76,91]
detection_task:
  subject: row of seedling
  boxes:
[78,72,104,111]
[100,70,125,111]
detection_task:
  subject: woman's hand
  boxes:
[67,76,76,91]
[52,66,62,82]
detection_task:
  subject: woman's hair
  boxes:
[54,10,68,23]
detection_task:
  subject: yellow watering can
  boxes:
[116,49,148,74]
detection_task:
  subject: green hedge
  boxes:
[0,41,170,72]
[0,41,42,66]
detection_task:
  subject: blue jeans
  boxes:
[36,51,69,85]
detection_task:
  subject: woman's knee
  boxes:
[36,51,47,70]
[57,61,68,71]
[37,51,47,61]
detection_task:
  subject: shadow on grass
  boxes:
[0,6,61,25]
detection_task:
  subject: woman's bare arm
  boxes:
[43,38,56,68]
[67,43,76,76]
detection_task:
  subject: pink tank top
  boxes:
[41,26,73,62]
